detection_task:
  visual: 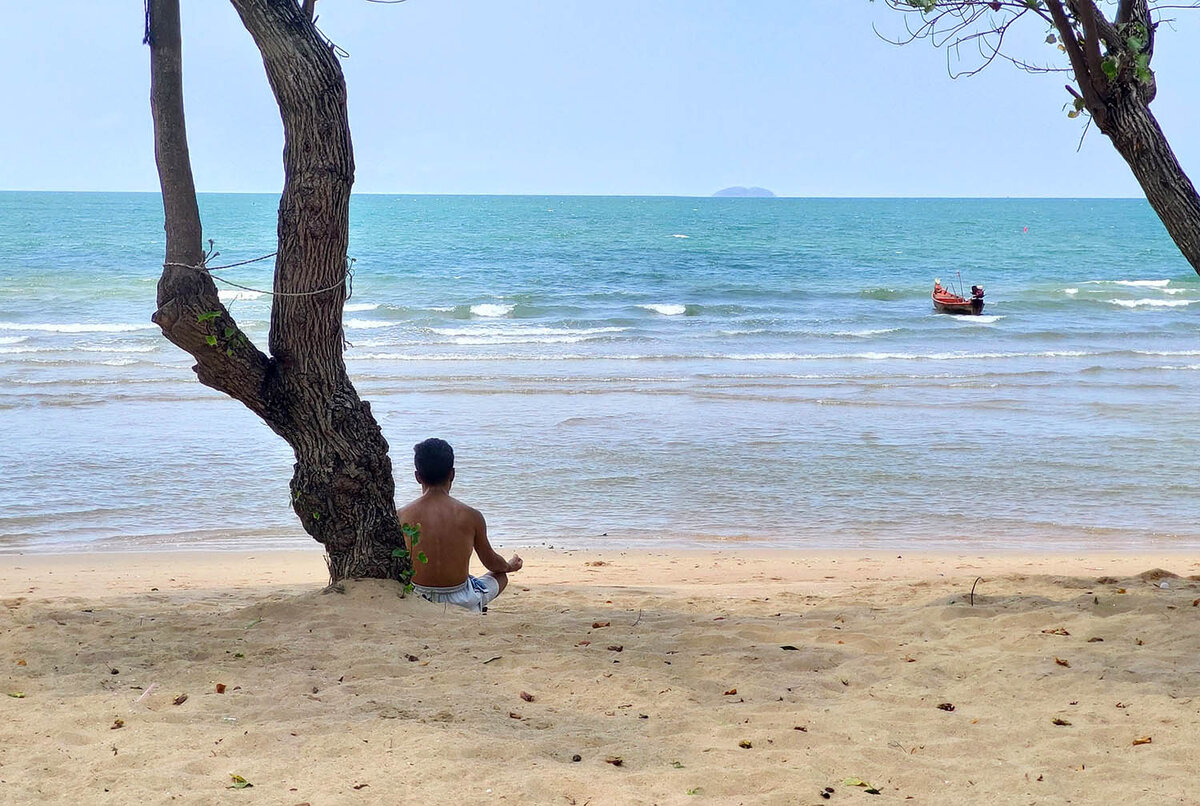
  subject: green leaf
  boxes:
[223,327,236,339]
[1127,36,1145,52]
[7,692,25,698]
[197,311,220,323]
[205,335,218,347]
[228,774,253,789]
[391,547,409,559]
[417,552,428,564]
[1101,58,1118,79]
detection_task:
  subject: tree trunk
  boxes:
[1048,0,1200,276]
[1098,89,1200,275]
[148,0,409,583]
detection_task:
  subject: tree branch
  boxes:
[1118,0,1155,56]
[1066,0,1110,97]
[1069,0,1125,50]
[1044,0,1107,123]
[147,0,271,417]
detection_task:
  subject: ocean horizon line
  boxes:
[0,189,1149,201]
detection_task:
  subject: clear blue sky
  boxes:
[3,1,1198,196]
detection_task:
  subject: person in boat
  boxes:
[971,285,984,299]
[934,278,943,293]
[397,438,523,613]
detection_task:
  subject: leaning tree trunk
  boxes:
[147,0,408,583]
[1097,90,1200,275]
[1046,0,1200,276]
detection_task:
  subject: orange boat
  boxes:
[932,277,984,315]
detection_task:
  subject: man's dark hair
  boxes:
[414,438,455,485]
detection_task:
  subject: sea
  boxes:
[1,192,1197,554]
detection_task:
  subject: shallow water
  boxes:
[1,192,1197,552]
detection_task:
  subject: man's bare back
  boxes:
[398,438,522,611]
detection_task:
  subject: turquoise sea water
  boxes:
[1,192,1197,552]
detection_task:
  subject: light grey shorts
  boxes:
[412,576,501,613]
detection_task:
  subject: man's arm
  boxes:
[472,509,522,574]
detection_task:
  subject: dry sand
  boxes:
[2,547,1199,805]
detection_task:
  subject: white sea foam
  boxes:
[218,289,264,302]
[349,326,628,349]
[1064,288,1078,295]
[447,334,601,345]
[79,345,158,353]
[1115,280,1171,288]
[830,328,901,337]
[719,349,1094,361]
[1086,279,1171,288]
[639,303,687,316]
[349,338,398,348]
[0,336,27,345]
[346,348,1110,364]
[951,315,1004,324]
[0,346,59,354]
[99,358,140,366]
[429,306,458,312]
[470,303,515,318]
[1109,298,1193,308]
[430,326,625,337]
[343,303,379,312]
[670,234,689,239]
[0,322,156,334]
[344,318,394,329]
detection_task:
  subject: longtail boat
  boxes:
[932,277,985,315]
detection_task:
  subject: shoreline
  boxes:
[6,545,1200,590]
[4,548,1199,803]
[5,531,1200,559]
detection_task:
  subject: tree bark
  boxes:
[1047,0,1200,276]
[1097,89,1200,275]
[148,0,409,583]
[148,0,273,416]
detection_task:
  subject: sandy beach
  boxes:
[1,548,1198,804]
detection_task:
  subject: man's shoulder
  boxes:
[447,496,484,520]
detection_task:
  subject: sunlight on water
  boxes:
[1,193,1198,552]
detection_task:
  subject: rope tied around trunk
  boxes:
[163,246,355,300]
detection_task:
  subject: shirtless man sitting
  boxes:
[397,438,522,613]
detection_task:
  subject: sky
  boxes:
[2,1,1198,197]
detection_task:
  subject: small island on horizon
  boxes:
[712,186,777,198]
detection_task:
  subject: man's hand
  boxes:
[506,554,523,573]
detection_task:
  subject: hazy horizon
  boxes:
[3,2,1198,197]
[0,189,1154,200]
